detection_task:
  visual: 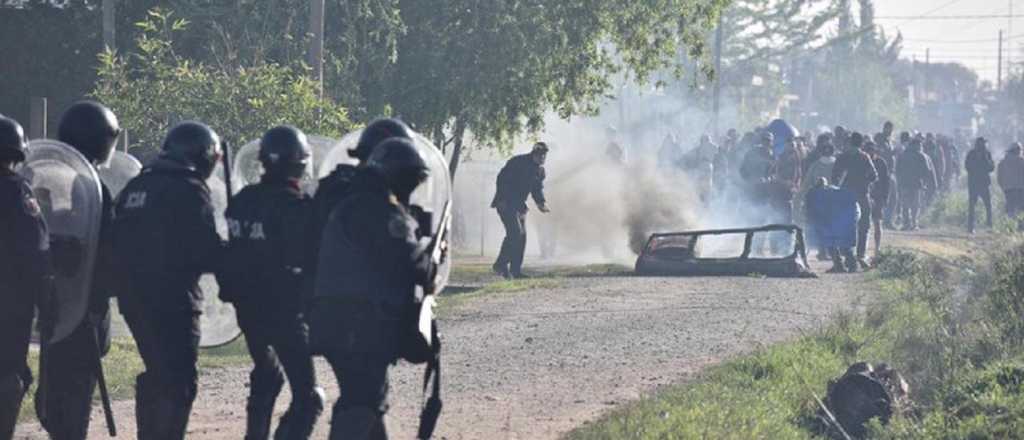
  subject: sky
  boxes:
[873,0,1023,85]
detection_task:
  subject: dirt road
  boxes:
[16,256,879,440]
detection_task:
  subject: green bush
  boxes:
[91,8,356,160]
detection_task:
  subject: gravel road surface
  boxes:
[16,255,878,439]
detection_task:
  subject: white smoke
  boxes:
[452,82,784,265]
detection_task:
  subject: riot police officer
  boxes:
[37,101,121,439]
[221,126,324,439]
[111,121,224,439]
[0,116,55,439]
[310,138,441,440]
[307,118,413,297]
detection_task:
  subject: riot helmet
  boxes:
[57,101,121,165]
[259,125,311,181]
[161,121,223,179]
[349,118,413,161]
[0,115,27,163]
[367,137,428,203]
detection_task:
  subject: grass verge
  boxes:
[567,238,1024,439]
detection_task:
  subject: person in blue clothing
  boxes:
[805,177,861,273]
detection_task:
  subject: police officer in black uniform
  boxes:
[112,121,224,439]
[310,138,440,440]
[221,126,324,439]
[307,118,414,295]
[0,116,56,439]
[37,101,121,440]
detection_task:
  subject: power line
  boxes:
[876,14,1024,20]
[903,33,1024,44]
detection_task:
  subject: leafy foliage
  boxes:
[90,9,355,159]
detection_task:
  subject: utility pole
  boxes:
[712,14,724,138]
[998,30,1004,91]
[308,0,326,103]
[102,0,115,51]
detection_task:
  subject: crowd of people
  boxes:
[659,121,1024,273]
[1,102,445,440]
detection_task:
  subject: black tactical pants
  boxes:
[968,185,993,232]
[123,306,199,440]
[312,301,399,440]
[324,352,391,440]
[0,312,33,440]
[237,305,322,440]
[495,207,528,275]
[37,314,110,440]
[1005,189,1024,218]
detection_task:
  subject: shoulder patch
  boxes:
[388,215,412,239]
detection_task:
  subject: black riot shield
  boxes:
[97,150,143,199]
[320,130,453,292]
[234,135,336,195]
[20,140,104,344]
[198,171,242,348]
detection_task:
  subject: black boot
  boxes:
[136,373,160,440]
[153,384,197,440]
[246,369,285,440]
[0,373,26,440]
[328,405,387,440]
[274,387,325,440]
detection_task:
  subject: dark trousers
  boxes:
[0,312,32,440]
[899,187,922,229]
[36,316,109,440]
[495,207,528,274]
[968,185,993,232]
[855,196,872,259]
[324,351,391,440]
[237,306,321,440]
[1006,189,1024,218]
[123,305,200,440]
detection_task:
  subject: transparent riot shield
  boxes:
[21,140,104,343]
[233,135,335,194]
[97,150,143,198]
[319,130,453,292]
[317,131,361,178]
[198,167,242,348]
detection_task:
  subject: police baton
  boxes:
[221,140,234,204]
[91,319,117,436]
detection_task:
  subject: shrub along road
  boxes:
[15,232,965,440]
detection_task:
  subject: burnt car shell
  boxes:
[635,224,815,278]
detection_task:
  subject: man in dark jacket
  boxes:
[895,139,937,231]
[964,137,996,233]
[0,116,55,439]
[491,142,550,279]
[310,138,443,440]
[222,126,323,440]
[112,121,224,439]
[37,101,121,439]
[924,134,946,202]
[864,143,890,255]
[831,132,878,268]
[998,143,1024,225]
